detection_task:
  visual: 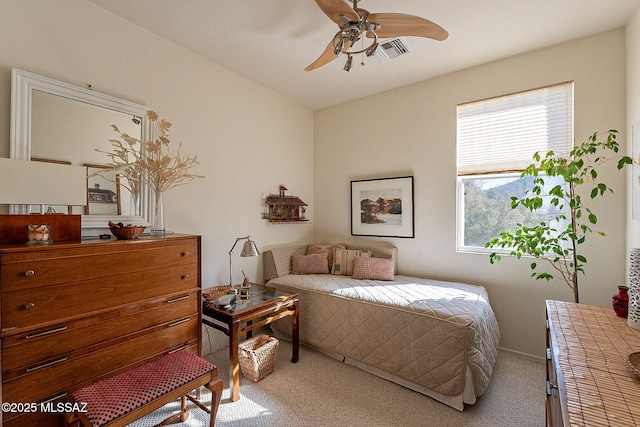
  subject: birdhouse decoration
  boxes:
[262,185,309,223]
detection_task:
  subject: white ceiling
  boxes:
[88,0,640,110]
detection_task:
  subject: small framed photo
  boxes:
[351,176,414,238]
[85,164,121,215]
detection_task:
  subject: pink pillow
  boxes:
[292,253,330,274]
[352,256,395,281]
[332,248,371,276]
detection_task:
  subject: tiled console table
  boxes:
[546,300,640,426]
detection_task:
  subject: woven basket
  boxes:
[108,222,145,240]
[202,285,234,301]
[238,334,279,382]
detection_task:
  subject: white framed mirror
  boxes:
[10,68,153,233]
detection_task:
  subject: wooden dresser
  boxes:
[0,234,201,427]
[546,300,640,426]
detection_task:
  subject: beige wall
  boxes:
[0,0,315,352]
[314,29,628,357]
[0,0,633,358]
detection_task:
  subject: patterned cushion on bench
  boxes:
[70,350,214,426]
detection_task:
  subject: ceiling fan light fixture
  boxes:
[333,36,344,56]
[365,42,378,58]
[340,26,360,45]
[338,14,351,27]
[343,55,353,72]
[368,23,381,32]
[306,0,448,72]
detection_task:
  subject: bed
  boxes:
[263,243,500,411]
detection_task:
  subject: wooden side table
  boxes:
[202,283,299,401]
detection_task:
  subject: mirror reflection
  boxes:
[8,68,152,230]
[31,90,141,216]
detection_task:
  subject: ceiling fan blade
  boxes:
[314,0,359,25]
[367,13,448,41]
[305,37,353,71]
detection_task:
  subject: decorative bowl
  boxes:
[625,352,640,378]
[108,221,146,240]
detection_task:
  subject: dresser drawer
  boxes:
[0,241,198,291]
[2,290,199,372]
[2,263,197,330]
[2,317,199,404]
[0,234,202,427]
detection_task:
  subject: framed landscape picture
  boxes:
[351,176,414,238]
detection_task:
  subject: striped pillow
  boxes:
[352,256,395,281]
[332,248,371,276]
[307,243,347,270]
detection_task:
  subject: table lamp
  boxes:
[228,236,260,285]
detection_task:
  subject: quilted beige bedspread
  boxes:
[268,273,500,404]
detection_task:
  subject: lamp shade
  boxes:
[0,157,86,206]
[241,239,260,257]
[229,235,260,285]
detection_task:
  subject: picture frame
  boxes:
[30,157,73,214]
[351,176,414,238]
[85,164,121,216]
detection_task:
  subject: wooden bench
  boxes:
[63,349,224,427]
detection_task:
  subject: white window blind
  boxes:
[457,82,574,176]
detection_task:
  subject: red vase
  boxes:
[613,285,629,318]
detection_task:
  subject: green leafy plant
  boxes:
[485,130,633,303]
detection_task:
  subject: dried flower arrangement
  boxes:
[96,110,204,232]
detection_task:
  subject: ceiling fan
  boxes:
[306,0,448,72]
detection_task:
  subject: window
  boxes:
[456,82,574,252]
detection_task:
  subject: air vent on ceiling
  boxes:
[375,38,412,61]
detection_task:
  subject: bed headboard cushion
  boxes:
[263,244,308,280]
[347,244,398,263]
[263,242,398,281]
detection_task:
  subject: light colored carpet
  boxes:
[128,340,545,427]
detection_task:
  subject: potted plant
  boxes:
[485,130,633,303]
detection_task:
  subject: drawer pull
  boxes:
[182,274,190,280]
[26,357,68,372]
[26,325,68,339]
[25,269,35,277]
[168,317,191,328]
[166,295,190,304]
[183,251,190,257]
[40,392,67,405]
[168,344,191,354]
[25,303,35,310]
